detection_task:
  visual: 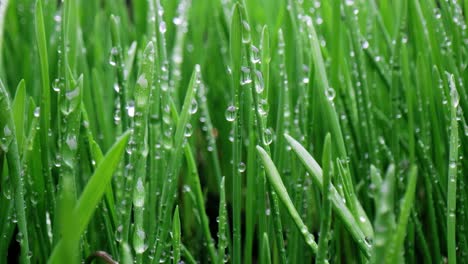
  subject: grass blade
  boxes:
[316,134,332,264]
[217,177,228,264]
[35,0,55,215]
[256,145,318,254]
[172,206,181,264]
[261,233,272,264]
[284,133,372,256]
[12,80,26,151]
[447,74,459,264]
[230,4,243,264]
[48,131,130,263]
[0,80,30,263]
[386,166,418,263]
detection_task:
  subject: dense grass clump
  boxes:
[0,0,467,263]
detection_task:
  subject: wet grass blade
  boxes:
[316,134,332,264]
[48,131,130,264]
[35,0,55,214]
[256,145,318,254]
[284,133,371,257]
[447,75,459,264]
[230,4,243,264]
[261,233,271,264]
[172,206,181,264]
[217,177,228,264]
[0,80,30,263]
[12,80,26,151]
[386,166,418,263]
[152,65,200,263]
[370,165,396,263]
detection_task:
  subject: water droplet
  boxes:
[109,47,118,67]
[189,99,198,114]
[159,21,167,34]
[242,21,251,43]
[238,162,246,173]
[52,79,60,92]
[225,105,237,122]
[3,187,11,200]
[127,101,135,117]
[325,87,336,101]
[451,87,459,108]
[134,229,148,254]
[255,70,264,94]
[241,66,252,86]
[33,107,40,117]
[251,45,260,64]
[258,99,269,116]
[137,74,148,89]
[263,128,273,145]
[305,233,314,246]
[449,162,456,169]
[66,135,77,150]
[184,124,193,138]
[359,216,366,223]
[362,40,369,49]
[3,125,11,137]
[115,225,123,242]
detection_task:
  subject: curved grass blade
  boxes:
[48,131,130,263]
[183,142,218,262]
[0,80,30,263]
[256,145,318,254]
[121,243,133,264]
[182,244,197,264]
[172,206,181,264]
[317,134,332,264]
[370,165,396,264]
[284,133,372,257]
[385,166,418,263]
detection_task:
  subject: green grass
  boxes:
[0,0,467,263]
